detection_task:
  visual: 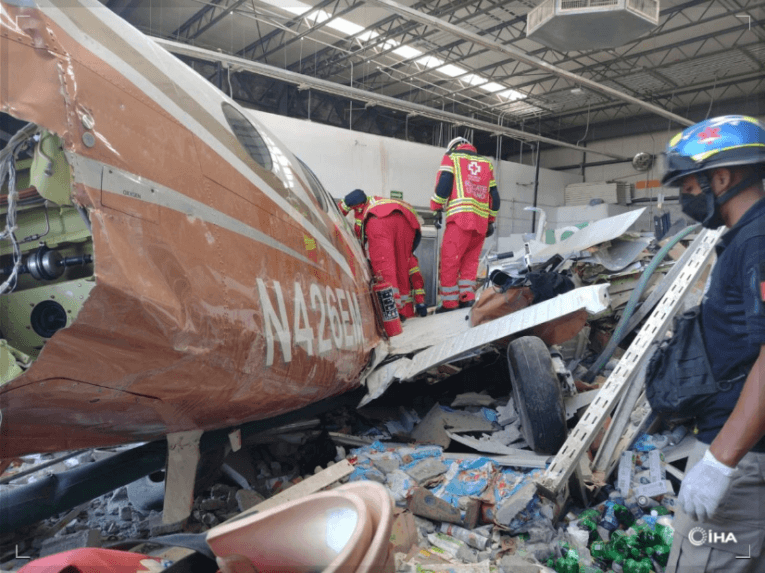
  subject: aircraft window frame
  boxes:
[221,103,273,172]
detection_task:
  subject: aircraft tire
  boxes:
[506,336,567,455]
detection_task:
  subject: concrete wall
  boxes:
[248,110,582,240]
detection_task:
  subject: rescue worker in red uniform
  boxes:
[430,137,500,312]
[339,189,423,317]
[400,254,428,318]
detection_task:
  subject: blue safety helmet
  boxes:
[343,188,368,208]
[661,115,765,187]
[661,115,765,228]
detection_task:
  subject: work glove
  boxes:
[486,223,495,237]
[433,211,442,229]
[415,303,428,317]
[678,448,735,522]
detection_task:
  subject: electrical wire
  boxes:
[0,123,38,294]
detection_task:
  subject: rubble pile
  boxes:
[0,223,704,572]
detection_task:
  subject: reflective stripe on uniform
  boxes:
[430,194,448,206]
[409,265,421,275]
[413,288,425,296]
[441,293,460,301]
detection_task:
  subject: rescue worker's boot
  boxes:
[435,305,457,314]
[459,300,474,309]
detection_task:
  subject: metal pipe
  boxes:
[553,157,633,171]
[369,0,693,128]
[531,143,541,234]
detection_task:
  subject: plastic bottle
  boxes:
[668,425,688,446]
[598,501,620,532]
[439,523,489,550]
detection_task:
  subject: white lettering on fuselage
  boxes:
[258,279,365,366]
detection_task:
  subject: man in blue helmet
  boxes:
[660,115,765,572]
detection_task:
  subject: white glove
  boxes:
[678,448,735,522]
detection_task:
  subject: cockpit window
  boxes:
[222,103,272,171]
[296,157,329,212]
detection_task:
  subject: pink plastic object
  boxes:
[334,482,395,573]
[206,490,373,573]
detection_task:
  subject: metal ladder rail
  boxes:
[536,227,723,497]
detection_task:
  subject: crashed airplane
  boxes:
[0,0,383,460]
[0,0,613,529]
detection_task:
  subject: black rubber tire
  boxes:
[506,336,567,455]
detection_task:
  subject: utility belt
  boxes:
[645,306,751,419]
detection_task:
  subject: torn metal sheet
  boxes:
[563,390,599,420]
[360,285,610,406]
[530,209,646,261]
[388,306,472,356]
[580,236,653,271]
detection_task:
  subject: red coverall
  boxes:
[430,143,499,309]
[400,254,426,318]
[339,196,421,313]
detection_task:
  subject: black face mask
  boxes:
[680,192,724,229]
[680,193,708,223]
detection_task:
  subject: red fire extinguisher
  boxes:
[372,277,403,337]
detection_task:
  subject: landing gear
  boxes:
[506,336,567,455]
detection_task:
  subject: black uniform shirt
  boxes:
[696,197,765,447]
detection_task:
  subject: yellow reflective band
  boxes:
[431,195,448,205]
[409,266,421,275]
[447,205,491,218]
[489,209,499,217]
[414,288,425,295]
[439,165,454,174]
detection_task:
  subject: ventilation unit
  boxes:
[527,0,660,52]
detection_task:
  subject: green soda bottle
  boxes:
[653,545,670,567]
[591,540,609,560]
[615,504,635,527]
[580,508,603,521]
[655,523,674,547]
[623,558,653,573]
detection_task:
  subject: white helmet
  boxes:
[447,136,471,151]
